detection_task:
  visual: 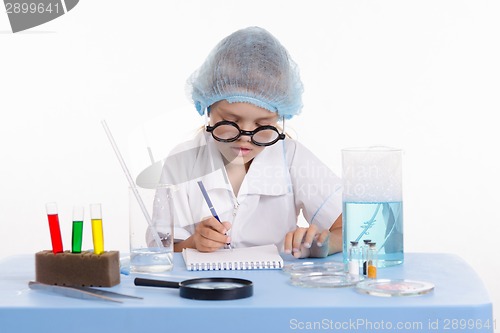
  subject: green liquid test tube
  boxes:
[72,205,84,253]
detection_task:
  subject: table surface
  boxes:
[0,252,494,333]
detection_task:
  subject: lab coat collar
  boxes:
[196,135,233,192]
[243,140,290,196]
[200,134,290,197]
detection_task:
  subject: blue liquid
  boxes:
[343,201,404,267]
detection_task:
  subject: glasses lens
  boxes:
[252,128,279,145]
[212,124,240,141]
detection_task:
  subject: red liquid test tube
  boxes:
[46,202,63,253]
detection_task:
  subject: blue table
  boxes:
[0,253,494,333]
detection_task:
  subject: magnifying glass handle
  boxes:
[134,277,180,289]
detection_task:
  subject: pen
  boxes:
[197,181,232,250]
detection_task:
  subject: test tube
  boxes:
[45,202,63,254]
[72,205,84,253]
[348,241,361,276]
[367,242,378,279]
[90,203,104,255]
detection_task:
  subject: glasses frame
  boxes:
[206,119,286,147]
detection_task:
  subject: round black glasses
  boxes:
[206,120,286,147]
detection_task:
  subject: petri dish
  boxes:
[355,279,434,297]
[283,261,344,277]
[290,272,363,288]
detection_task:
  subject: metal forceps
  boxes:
[28,281,143,303]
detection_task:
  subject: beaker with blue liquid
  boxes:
[342,147,403,267]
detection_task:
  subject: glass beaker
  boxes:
[129,184,175,273]
[342,147,403,267]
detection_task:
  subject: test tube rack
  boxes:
[35,250,120,287]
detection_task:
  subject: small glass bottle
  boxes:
[367,242,378,279]
[362,239,371,276]
[348,241,361,275]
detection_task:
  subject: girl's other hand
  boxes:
[284,224,330,258]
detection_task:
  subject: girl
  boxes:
[156,26,342,258]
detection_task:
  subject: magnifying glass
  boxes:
[134,277,253,300]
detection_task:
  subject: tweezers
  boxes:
[28,281,143,303]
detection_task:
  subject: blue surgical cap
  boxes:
[187,26,304,120]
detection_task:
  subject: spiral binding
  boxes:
[188,260,283,271]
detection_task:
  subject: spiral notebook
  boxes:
[182,244,284,271]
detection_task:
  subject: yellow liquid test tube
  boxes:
[90,203,104,255]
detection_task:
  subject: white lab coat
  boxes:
[153,131,342,251]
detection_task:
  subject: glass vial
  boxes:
[362,239,371,275]
[348,241,361,275]
[367,242,378,279]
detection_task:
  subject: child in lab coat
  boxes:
[156,27,342,258]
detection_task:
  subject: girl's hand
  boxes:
[192,217,232,252]
[284,224,330,258]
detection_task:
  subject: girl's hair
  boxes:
[187,26,304,120]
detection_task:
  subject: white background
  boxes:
[1,0,498,324]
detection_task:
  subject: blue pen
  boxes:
[197,181,232,250]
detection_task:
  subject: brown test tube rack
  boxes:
[35,250,120,287]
